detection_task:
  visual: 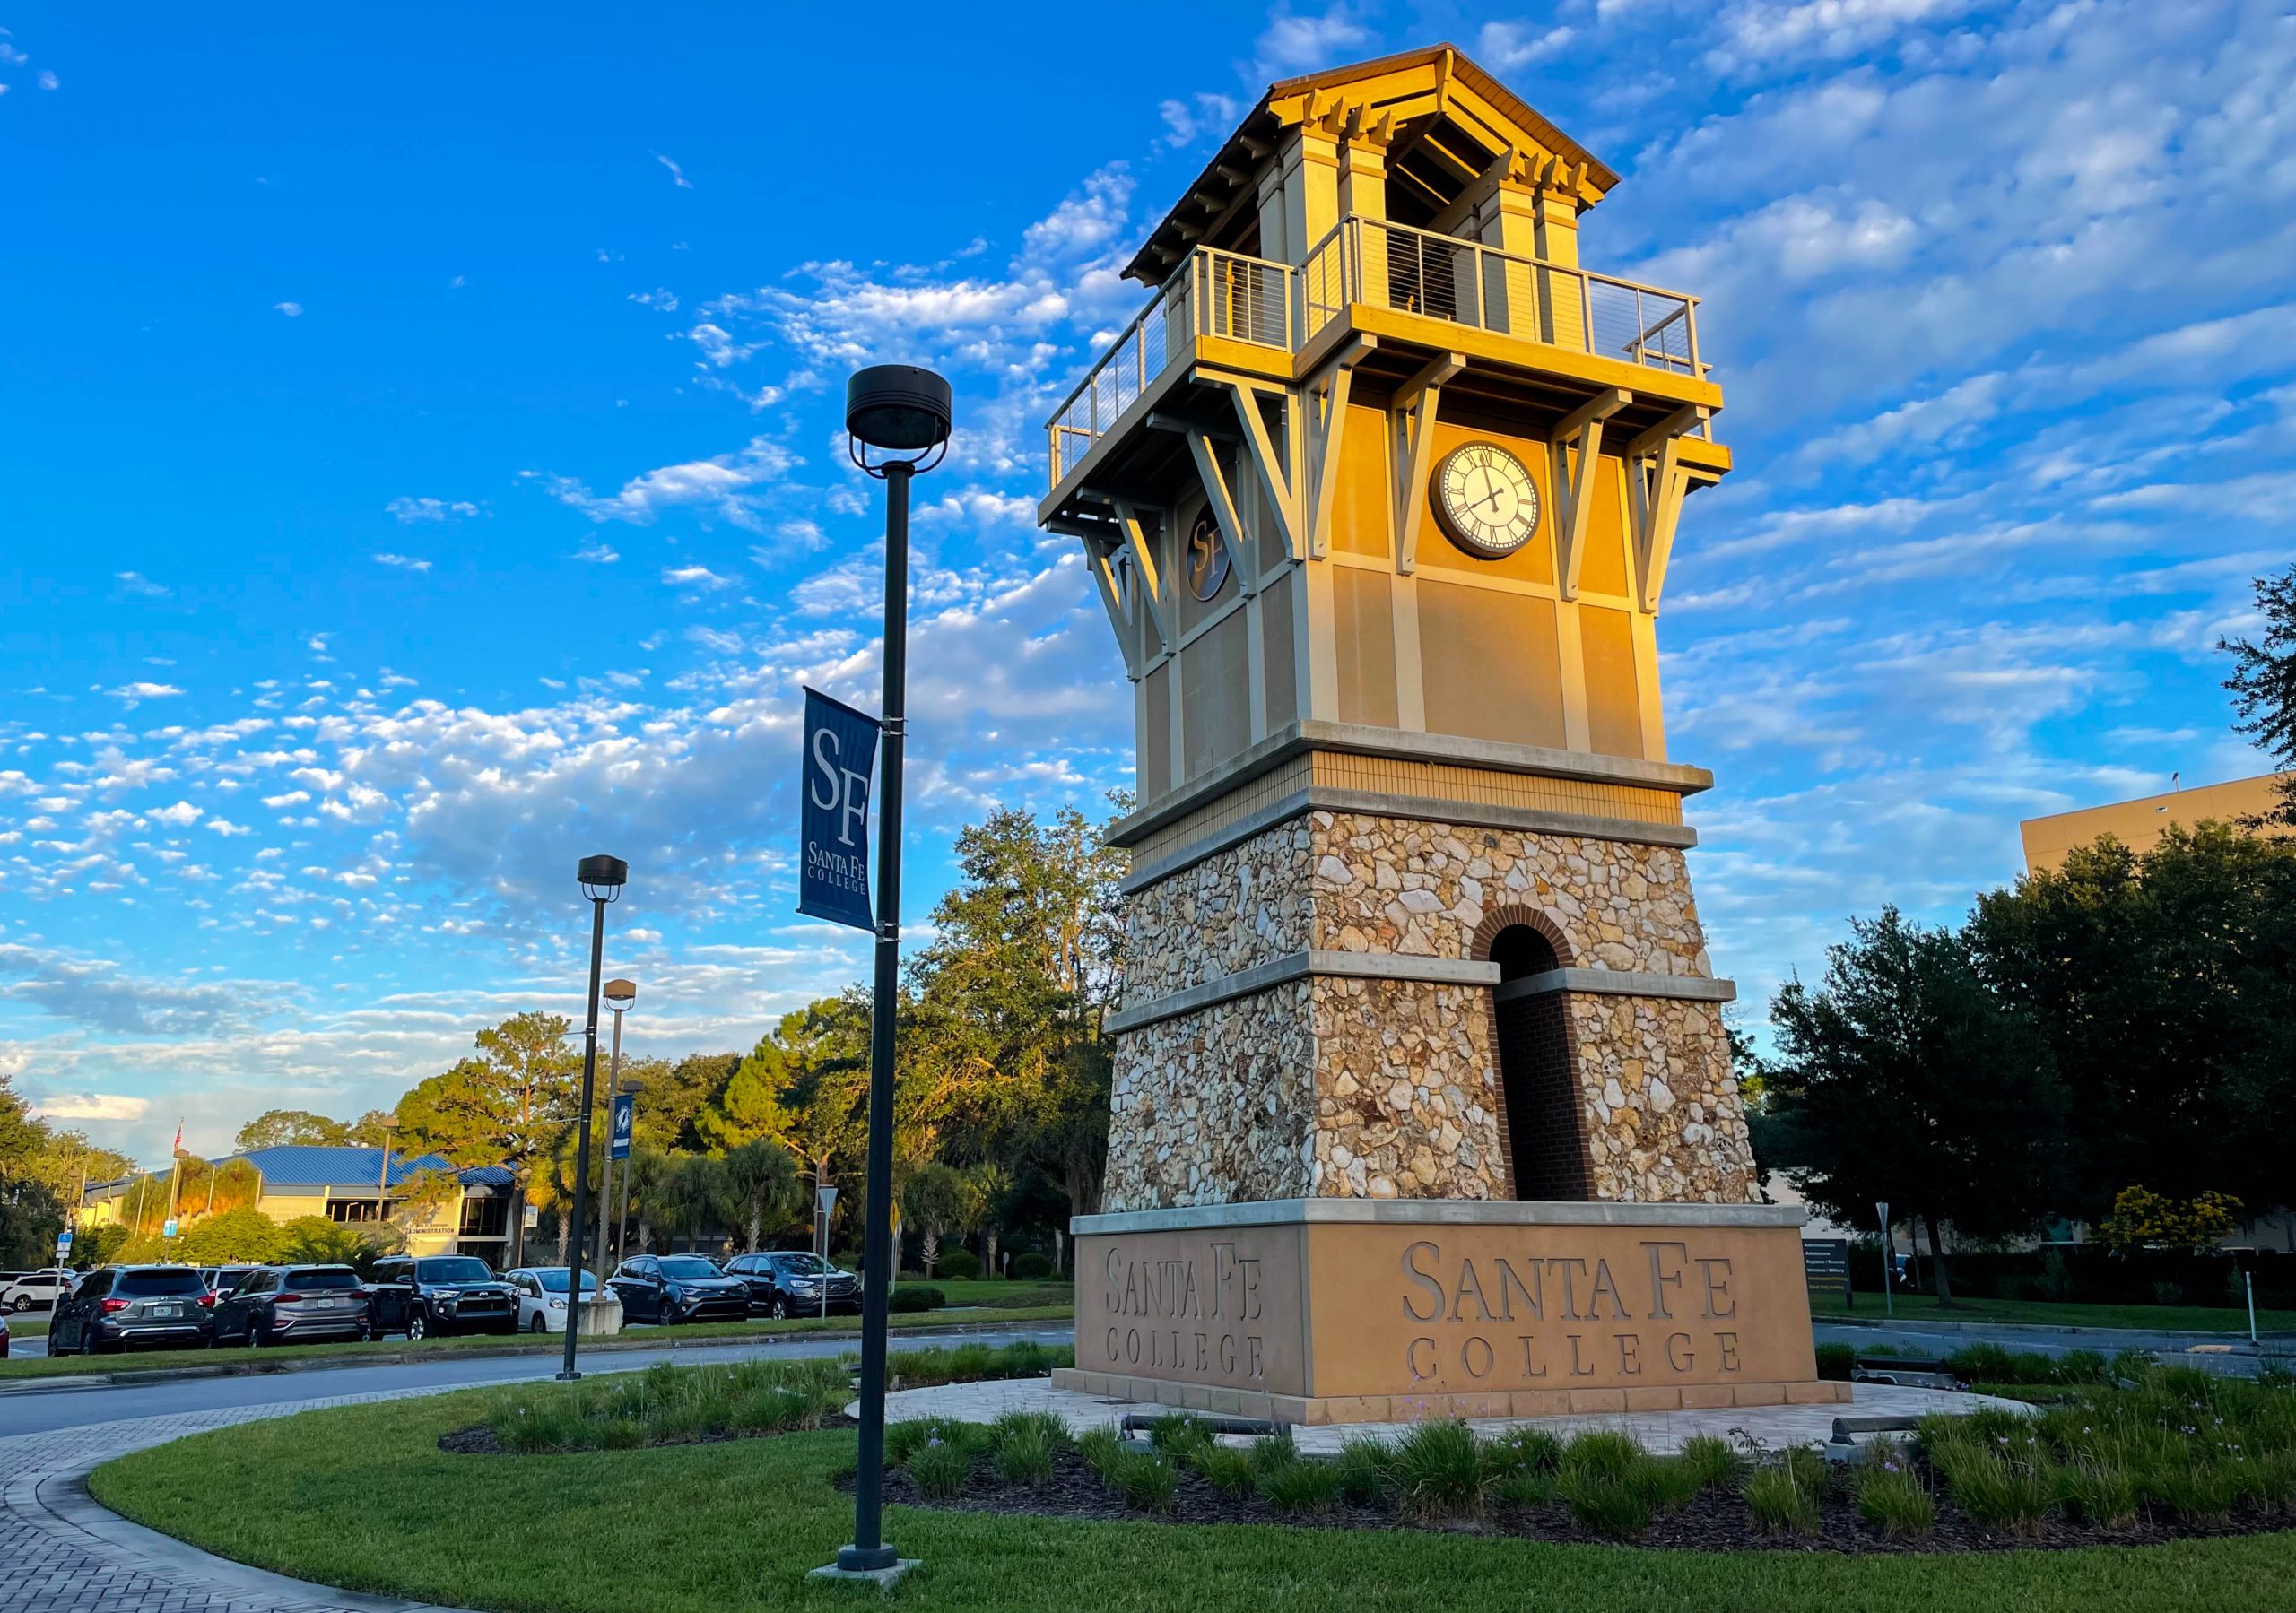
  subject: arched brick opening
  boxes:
[1475,906,1591,1203]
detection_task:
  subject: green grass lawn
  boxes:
[1810,1290,2296,1333]
[91,1390,2296,1613]
[6,1314,49,1338]
[0,1302,1071,1381]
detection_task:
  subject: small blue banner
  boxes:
[798,687,880,932]
[608,1091,636,1161]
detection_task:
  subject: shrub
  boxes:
[1076,1425,1126,1479]
[887,1286,944,1314]
[1395,1420,1485,1518]
[994,1421,1059,1486]
[1113,1451,1178,1513]
[887,1417,980,1468]
[936,1249,981,1280]
[1745,1464,1822,1535]
[2055,1349,2109,1385]
[2057,1460,2138,1530]
[1479,1426,1561,1478]
[1624,1456,1702,1513]
[1855,1451,1935,1540]
[1491,1467,1556,1507]
[1939,1445,2055,1535]
[1250,1427,1300,1479]
[1193,1444,1257,1497]
[1677,1435,1744,1491]
[1815,1341,1857,1381]
[1560,1429,1644,1481]
[1334,1436,1396,1505]
[1559,1470,1651,1539]
[943,1342,1000,1383]
[909,1436,973,1501]
[1259,1458,1344,1514]
[1012,1253,1054,1280]
[2149,1461,2240,1524]
[1147,1414,1216,1461]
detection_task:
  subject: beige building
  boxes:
[2020,772,2292,873]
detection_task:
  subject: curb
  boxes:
[1815,1314,2296,1351]
[0,1314,1074,1396]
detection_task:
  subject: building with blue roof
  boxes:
[81,1143,519,1262]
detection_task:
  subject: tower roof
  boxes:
[1125,42,1622,287]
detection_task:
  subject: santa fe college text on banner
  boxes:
[798,687,880,933]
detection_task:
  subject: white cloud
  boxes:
[372,552,434,571]
[204,818,252,837]
[655,152,694,190]
[38,69,58,91]
[386,497,479,523]
[34,1093,150,1122]
[116,571,170,597]
[147,801,203,827]
[107,681,183,704]
[1157,91,1242,150]
[274,301,304,317]
[1253,6,1372,77]
[1477,20,1576,71]
[538,436,794,532]
[574,542,621,564]
[630,288,680,312]
[662,565,735,592]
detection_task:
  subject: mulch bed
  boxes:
[857,1449,2295,1555]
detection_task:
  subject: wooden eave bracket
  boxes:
[1108,497,1172,655]
[1625,405,1709,614]
[1550,386,1630,602]
[1391,351,1463,574]
[1306,335,1375,559]
[1186,430,1258,598]
[1196,367,1305,563]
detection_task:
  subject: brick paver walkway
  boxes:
[0,1388,455,1613]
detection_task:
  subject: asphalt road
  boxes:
[1813,1318,2283,1377]
[0,1324,1074,1440]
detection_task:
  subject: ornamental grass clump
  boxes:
[1250,1427,1301,1479]
[989,1412,1067,1487]
[1558,1469,1650,1539]
[1854,1442,1935,1539]
[1677,1434,1744,1492]
[1623,1455,1702,1514]
[1259,1458,1344,1514]
[1559,1429,1643,1482]
[1936,1444,2056,1536]
[1394,1419,1487,1519]
[1111,1450,1178,1513]
[909,1435,974,1502]
[1192,1444,1257,1498]
[1334,1435,1397,1505]
[1479,1426,1561,1479]
[1076,1425,1127,1480]
[1744,1451,1825,1536]
[2056,1459,2139,1530]
[1147,1414,1216,1463]
[888,1417,980,1469]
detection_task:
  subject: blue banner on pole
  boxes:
[798,687,880,932]
[608,1091,636,1161]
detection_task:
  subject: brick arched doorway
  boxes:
[1480,912,1590,1201]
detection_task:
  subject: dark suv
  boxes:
[52,1265,214,1354]
[607,1254,750,1324]
[367,1254,517,1339]
[721,1251,861,1318]
[211,1264,371,1347]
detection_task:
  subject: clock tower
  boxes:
[1039,45,1831,1424]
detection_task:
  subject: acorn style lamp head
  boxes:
[577,854,629,904]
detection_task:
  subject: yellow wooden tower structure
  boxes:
[1041,46,1827,1425]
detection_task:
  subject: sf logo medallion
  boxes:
[1187,508,1231,601]
[1433,441,1541,559]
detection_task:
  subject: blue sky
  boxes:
[3,2,2287,1167]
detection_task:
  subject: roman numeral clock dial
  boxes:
[1433,441,1542,559]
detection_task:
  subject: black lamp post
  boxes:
[825,364,950,1583]
[559,853,627,1381]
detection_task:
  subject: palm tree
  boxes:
[901,1163,985,1279]
[715,1140,800,1253]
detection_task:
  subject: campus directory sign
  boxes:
[798,687,879,932]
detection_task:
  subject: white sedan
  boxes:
[503,1267,619,1333]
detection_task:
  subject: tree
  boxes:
[2221,563,2296,826]
[900,1162,987,1277]
[642,1054,739,1153]
[178,1207,285,1264]
[2097,1186,2244,1253]
[1968,827,2296,1220]
[233,1109,352,1151]
[715,1139,800,1252]
[396,1012,580,1262]
[1756,908,2067,1304]
[701,1001,869,1195]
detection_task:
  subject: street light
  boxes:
[819,364,951,1587]
[375,1116,400,1228]
[593,978,637,1299]
[560,854,628,1382]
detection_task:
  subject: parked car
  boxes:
[504,1266,613,1332]
[721,1251,862,1318]
[210,1264,371,1347]
[200,1265,264,1301]
[51,1265,214,1354]
[367,1254,517,1340]
[607,1254,749,1324]
[3,1268,75,1313]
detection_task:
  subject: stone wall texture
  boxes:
[1105,802,1760,1214]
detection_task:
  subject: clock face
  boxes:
[1185,508,1231,602]
[1433,441,1541,559]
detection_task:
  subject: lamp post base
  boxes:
[810,1548,916,1588]
[553,1370,582,1382]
